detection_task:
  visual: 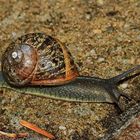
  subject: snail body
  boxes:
[1,33,140,111]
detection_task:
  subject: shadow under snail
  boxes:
[1,32,140,111]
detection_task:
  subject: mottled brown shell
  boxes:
[2,33,79,86]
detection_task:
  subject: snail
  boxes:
[1,32,140,111]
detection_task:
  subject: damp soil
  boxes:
[0,0,140,140]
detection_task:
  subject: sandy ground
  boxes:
[0,0,140,139]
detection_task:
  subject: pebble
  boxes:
[136,35,140,41]
[90,49,97,56]
[97,0,104,6]
[85,13,92,20]
[120,83,128,89]
[93,29,102,34]
[59,125,66,130]
[97,57,105,62]
[11,32,17,38]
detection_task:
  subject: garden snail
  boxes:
[1,32,140,111]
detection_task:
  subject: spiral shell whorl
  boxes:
[2,43,37,86]
[2,33,79,86]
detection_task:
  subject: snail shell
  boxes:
[2,33,79,86]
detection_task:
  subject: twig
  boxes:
[0,130,28,138]
[20,120,55,139]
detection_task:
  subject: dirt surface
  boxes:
[101,102,140,140]
[0,0,140,140]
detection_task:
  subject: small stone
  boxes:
[120,83,128,89]
[97,0,104,6]
[93,29,102,34]
[90,49,96,55]
[97,57,105,62]
[1,99,6,105]
[59,125,66,130]
[11,32,17,38]
[90,49,97,59]
[136,35,140,41]
[85,13,92,20]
